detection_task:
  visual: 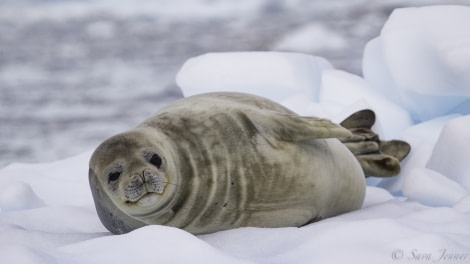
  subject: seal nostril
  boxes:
[143,168,165,194]
[124,174,145,201]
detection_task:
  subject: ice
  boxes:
[363,5,470,122]
[280,95,329,118]
[427,115,470,191]
[319,69,412,138]
[376,114,459,193]
[176,52,333,103]
[2,4,470,264]
[273,23,347,53]
[402,168,467,207]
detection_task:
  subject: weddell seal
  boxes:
[89,92,410,235]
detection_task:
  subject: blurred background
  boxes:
[1,0,468,167]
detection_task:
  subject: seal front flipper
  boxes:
[255,112,352,142]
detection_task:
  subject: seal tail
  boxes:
[339,110,411,177]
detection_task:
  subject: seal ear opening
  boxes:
[89,168,145,234]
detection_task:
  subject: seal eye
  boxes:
[108,171,121,183]
[149,154,162,169]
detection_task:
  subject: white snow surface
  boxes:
[2,5,470,264]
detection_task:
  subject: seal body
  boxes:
[89,92,366,235]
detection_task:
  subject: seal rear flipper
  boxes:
[340,109,375,130]
[339,109,411,177]
[343,141,379,155]
[380,140,411,162]
[356,154,401,177]
[257,112,352,141]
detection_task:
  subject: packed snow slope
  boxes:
[1,5,470,264]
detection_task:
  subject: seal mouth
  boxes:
[127,192,160,208]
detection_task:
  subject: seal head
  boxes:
[89,128,179,234]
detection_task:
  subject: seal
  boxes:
[89,92,410,235]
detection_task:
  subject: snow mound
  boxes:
[54,226,247,264]
[363,5,470,122]
[0,182,45,212]
[176,52,333,102]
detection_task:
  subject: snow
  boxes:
[2,4,470,264]
[54,226,247,264]
[0,182,45,212]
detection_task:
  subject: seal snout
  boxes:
[143,168,165,194]
[124,169,166,203]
